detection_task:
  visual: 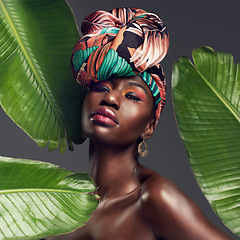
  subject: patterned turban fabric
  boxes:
[71,8,169,127]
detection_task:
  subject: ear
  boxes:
[142,118,155,140]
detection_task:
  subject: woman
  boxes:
[48,7,232,240]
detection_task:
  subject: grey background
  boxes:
[0,0,240,239]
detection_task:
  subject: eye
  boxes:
[90,83,110,92]
[125,92,141,101]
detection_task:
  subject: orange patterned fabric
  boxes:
[71,8,169,127]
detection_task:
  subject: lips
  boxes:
[91,108,118,126]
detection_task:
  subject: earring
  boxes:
[138,136,148,157]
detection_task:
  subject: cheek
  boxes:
[121,103,152,134]
[81,99,89,134]
[81,93,95,134]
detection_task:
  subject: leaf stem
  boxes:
[197,70,240,123]
[0,188,84,195]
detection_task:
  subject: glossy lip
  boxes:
[91,108,119,125]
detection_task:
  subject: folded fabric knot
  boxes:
[71,7,169,127]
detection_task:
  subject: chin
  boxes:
[83,121,114,143]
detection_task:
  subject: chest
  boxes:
[74,195,158,240]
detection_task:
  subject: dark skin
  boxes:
[48,75,232,240]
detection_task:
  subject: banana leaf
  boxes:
[172,46,240,236]
[0,0,86,153]
[0,156,98,240]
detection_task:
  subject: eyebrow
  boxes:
[128,81,148,95]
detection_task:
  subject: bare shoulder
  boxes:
[140,170,189,215]
[138,167,192,226]
[138,169,232,239]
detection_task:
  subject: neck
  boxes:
[89,140,141,199]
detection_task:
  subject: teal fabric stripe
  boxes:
[100,27,120,34]
[143,72,150,85]
[139,71,161,105]
[132,14,148,21]
[72,47,99,72]
[152,82,159,96]
[98,49,134,79]
[155,97,161,105]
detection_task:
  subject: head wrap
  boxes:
[71,8,169,127]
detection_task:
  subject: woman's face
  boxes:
[81,75,155,146]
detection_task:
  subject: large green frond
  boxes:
[0,156,98,239]
[172,46,240,236]
[0,0,86,153]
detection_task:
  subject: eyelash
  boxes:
[125,92,141,101]
[90,84,110,92]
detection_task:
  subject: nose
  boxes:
[100,90,120,110]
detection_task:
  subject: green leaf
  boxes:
[0,156,98,239]
[172,46,240,236]
[0,0,87,153]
